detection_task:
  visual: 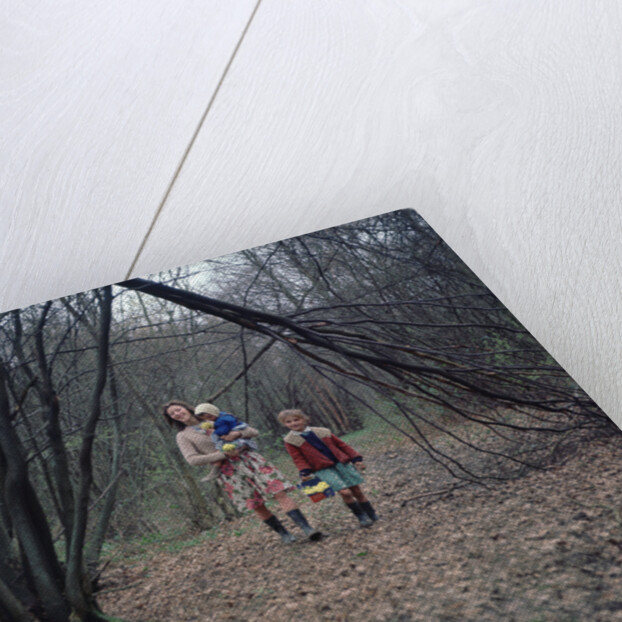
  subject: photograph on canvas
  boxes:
[0,209,620,622]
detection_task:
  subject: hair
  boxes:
[162,400,196,431]
[277,408,310,425]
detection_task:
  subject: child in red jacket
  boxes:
[278,409,379,527]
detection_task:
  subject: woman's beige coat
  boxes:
[176,424,259,479]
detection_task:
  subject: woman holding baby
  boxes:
[163,400,322,543]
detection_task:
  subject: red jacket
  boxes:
[283,427,362,474]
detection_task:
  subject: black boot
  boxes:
[287,509,323,541]
[264,515,297,543]
[359,500,379,522]
[346,501,373,527]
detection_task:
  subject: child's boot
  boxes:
[287,509,323,541]
[264,515,297,543]
[346,501,373,527]
[359,500,379,522]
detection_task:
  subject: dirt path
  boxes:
[98,433,622,621]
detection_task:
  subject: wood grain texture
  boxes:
[132,0,622,424]
[0,0,256,310]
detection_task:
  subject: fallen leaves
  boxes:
[98,431,622,622]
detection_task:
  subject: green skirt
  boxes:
[315,462,364,491]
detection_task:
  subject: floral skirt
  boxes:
[218,451,294,512]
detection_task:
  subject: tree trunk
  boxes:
[0,360,69,621]
[65,287,112,620]
[85,368,124,568]
[0,574,37,622]
[33,304,76,550]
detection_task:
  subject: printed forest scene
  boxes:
[0,209,621,622]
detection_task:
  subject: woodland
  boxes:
[0,209,614,621]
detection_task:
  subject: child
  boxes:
[278,408,379,527]
[195,403,258,452]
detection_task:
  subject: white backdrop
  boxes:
[1,1,621,424]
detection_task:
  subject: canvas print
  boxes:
[0,209,620,622]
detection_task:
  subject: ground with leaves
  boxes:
[98,431,622,621]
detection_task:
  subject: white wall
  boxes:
[1,1,620,424]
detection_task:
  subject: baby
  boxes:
[194,403,257,452]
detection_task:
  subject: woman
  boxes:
[163,400,322,543]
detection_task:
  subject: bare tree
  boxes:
[0,287,127,621]
[119,210,609,482]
